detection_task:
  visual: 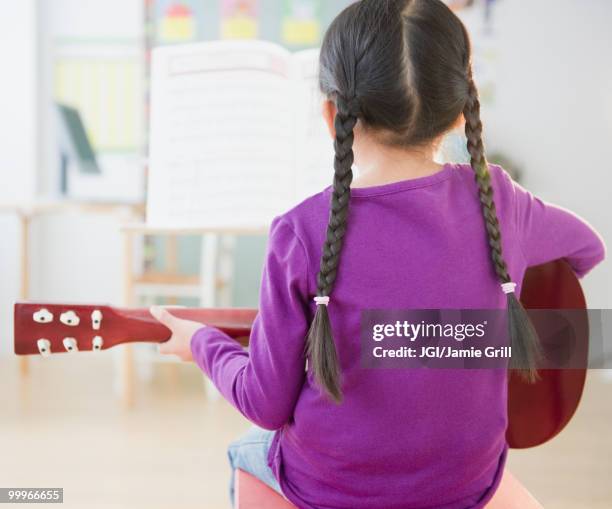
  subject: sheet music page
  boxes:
[147,40,295,228]
[290,49,336,202]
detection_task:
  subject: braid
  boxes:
[464,80,510,283]
[305,95,360,403]
[317,97,359,295]
[463,75,541,381]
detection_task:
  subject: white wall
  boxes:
[33,0,144,306]
[0,0,144,356]
[0,0,38,354]
[475,0,611,307]
[0,0,38,203]
[28,212,129,303]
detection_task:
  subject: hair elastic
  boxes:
[314,296,330,306]
[501,282,517,295]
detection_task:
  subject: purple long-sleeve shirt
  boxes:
[191,163,605,509]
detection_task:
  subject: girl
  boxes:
[152,1,606,507]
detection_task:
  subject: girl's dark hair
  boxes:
[307,0,541,403]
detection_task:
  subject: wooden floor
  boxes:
[1,355,610,509]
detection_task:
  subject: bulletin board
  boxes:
[147,0,354,49]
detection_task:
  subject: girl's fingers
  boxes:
[150,306,176,328]
[150,308,199,362]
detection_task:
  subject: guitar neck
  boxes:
[116,308,256,345]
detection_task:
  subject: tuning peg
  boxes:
[62,337,78,353]
[33,308,54,323]
[91,310,102,330]
[37,339,51,356]
[60,310,80,326]
[92,336,103,351]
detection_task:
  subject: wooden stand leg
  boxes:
[120,230,136,409]
[200,234,221,400]
[19,214,30,377]
[165,236,180,392]
[167,362,180,393]
[18,357,29,377]
[200,233,218,308]
[120,344,135,409]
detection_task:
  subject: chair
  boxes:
[235,469,296,509]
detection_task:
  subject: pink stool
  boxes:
[235,469,296,509]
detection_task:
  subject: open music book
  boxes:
[147,40,334,229]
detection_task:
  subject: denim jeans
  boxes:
[227,425,284,505]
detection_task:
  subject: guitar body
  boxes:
[14,260,587,448]
[508,259,588,448]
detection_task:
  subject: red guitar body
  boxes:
[507,260,588,448]
[14,260,587,449]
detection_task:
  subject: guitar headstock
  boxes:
[15,302,132,356]
[14,302,256,356]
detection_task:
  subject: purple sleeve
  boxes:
[504,172,606,278]
[190,216,310,430]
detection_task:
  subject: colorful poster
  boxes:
[281,0,321,46]
[221,0,259,39]
[159,2,197,42]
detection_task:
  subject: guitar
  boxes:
[13,260,587,449]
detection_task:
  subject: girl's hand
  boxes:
[149,306,205,362]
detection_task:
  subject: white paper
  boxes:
[291,49,336,202]
[147,40,334,229]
